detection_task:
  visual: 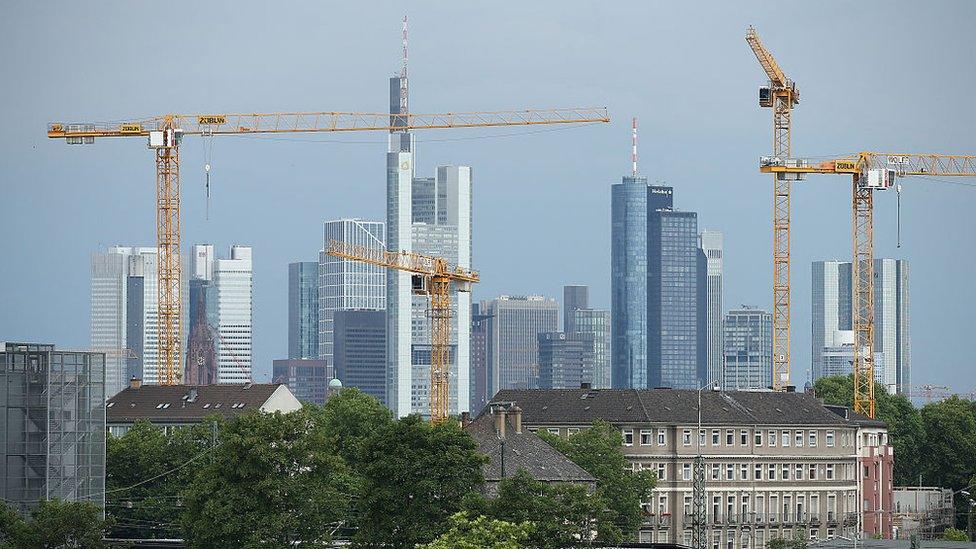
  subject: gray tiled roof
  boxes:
[107,383,281,424]
[465,413,595,484]
[825,404,888,428]
[490,388,878,427]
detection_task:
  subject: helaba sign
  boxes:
[650,188,672,195]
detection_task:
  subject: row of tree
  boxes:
[100,388,654,548]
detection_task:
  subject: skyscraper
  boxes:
[538,331,595,389]
[333,309,387,405]
[483,295,558,394]
[699,231,724,386]
[272,359,331,405]
[611,175,649,389]
[288,262,318,359]
[723,307,773,390]
[572,308,612,389]
[318,219,386,365]
[470,302,491,413]
[812,259,910,393]
[563,285,589,333]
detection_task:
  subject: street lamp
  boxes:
[692,379,721,549]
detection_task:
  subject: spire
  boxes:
[401,16,408,79]
[631,117,638,177]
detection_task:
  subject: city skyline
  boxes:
[2,2,974,393]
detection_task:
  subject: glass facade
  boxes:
[723,308,773,390]
[272,359,331,405]
[563,285,589,333]
[0,343,105,516]
[611,176,649,388]
[699,231,724,385]
[537,332,595,389]
[484,296,558,393]
[333,309,387,405]
[572,308,611,389]
[288,262,319,359]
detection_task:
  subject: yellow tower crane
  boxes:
[761,152,976,417]
[746,26,800,390]
[326,239,479,423]
[48,108,609,386]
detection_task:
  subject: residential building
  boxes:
[470,302,491,414]
[491,387,882,545]
[723,307,773,390]
[812,260,910,394]
[572,308,612,389]
[483,296,558,394]
[333,309,387,405]
[1,343,106,515]
[318,219,386,365]
[700,231,724,386]
[611,175,649,389]
[272,359,332,405]
[288,261,318,359]
[106,380,301,436]
[563,285,589,333]
[537,332,595,390]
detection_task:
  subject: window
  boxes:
[864,465,870,478]
[699,429,707,446]
[657,463,666,480]
[640,429,652,445]
[768,464,776,480]
[726,464,734,480]
[657,429,666,445]
[795,464,803,479]
[756,495,765,522]
[741,464,749,480]
[826,463,835,480]
[809,430,818,447]
[809,464,817,480]
[684,495,692,516]
[768,430,777,447]
[782,464,790,480]
[623,429,634,446]
[712,429,720,445]
[754,463,763,480]
[683,429,692,445]
[548,427,560,435]
[726,430,734,445]
[795,430,804,447]
[741,430,749,446]
[682,463,692,480]
[755,431,764,446]
[711,464,720,480]
[568,427,580,435]
[782,431,790,447]
[826,430,835,447]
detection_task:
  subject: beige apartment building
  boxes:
[490,387,881,548]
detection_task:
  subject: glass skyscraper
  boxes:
[699,231,724,386]
[288,262,319,359]
[483,295,558,394]
[572,308,612,389]
[611,176,649,389]
[723,307,772,390]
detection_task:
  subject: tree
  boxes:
[920,397,976,490]
[422,512,533,549]
[1,499,106,548]
[355,415,487,548]
[539,420,656,542]
[767,534,807,549]
[312,388,394,468]
[941,527,970,541]
[181,409,355,548]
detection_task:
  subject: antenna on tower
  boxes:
[632,117,638,177]
[401,16,408,79]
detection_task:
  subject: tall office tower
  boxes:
[333,309,387,405]
[470,302,491,413]
[572,308,612,389]
[288,262,319,359]
[318,219,386,365]
[185,276,217,385]
[812,259,910,393]
[610,175,649,389]
[563,285,589,332]
[648,186,707,390]
[189,245,253,383]
[0,343,105,515]
[699,231,724,386]
[272,358,331,405]
[538,332,595,389]
[483,296,558,394]
[91,246,183,395]
[819,330,887,383]
[723,307,773,390]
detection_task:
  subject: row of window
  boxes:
[640,527,849,549]
[620,427,841,449]
[635,460,848,482]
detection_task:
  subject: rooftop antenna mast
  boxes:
[632,117,638,177]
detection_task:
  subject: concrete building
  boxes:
[572,308,612,389]
[1,343,106,515]
[723,307,773,390]
[272,359,331,405]
[317,219,386,365]
[812,260,910,394]
[537,332,595,390]
[288,261,318,360]
[483,296,558,394]
[333,309,387,405]
[563,285,589,333]
[470,302,491,414]
[700,231,724,387]
[891,487,954,539]
[490,387,890,545]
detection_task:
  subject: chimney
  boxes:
[580,382,591,390]
[510,405,522,434]
[460,411,471,428]
[130,376,142,390]
[493,405,507,439]
[785,385,796,393]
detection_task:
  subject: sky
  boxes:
[1,1,974,393]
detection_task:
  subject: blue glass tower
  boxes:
[611,176,649,388]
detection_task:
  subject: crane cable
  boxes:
[202,132,215,220]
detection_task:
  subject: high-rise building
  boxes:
[333,309,387,405]
[572,308,612,389]
[272,358,331,405]
[318,219,386,365]
[812,259,910,393]
[470,302,491,413]
[0,343,105,515]
[611,175,649,389]
[185,276,217,385]
[483,296,558,394]
[538,332,595,389]
[288,262,318,359]
[563,285,589,332]
[723,307,773,390]
[699,231,724,386]
[188,245,253,383]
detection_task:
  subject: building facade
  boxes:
[563,285,589,333]
[492,388,881,546]
[272,359,331,405]
[537,331,595,390]
[700,231,724,387]
[333,309,387,406]
[470,302,491,413]
[190,245,253,383]
[288,261,319,359]
[611,175,649,389]
[483,296,558,395]
[723,307,773,390]
[572,308,612,389]
[318,219,386,365]
[1,343,105,515]
[812,259,910,394]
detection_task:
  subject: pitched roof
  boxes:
[465,412,595,484]
[824,404,888,428]
[107,383,283,423]
[490,388,872,427]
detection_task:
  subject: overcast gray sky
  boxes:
[1,1,974,393]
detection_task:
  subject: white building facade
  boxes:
[191,244,253,383]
